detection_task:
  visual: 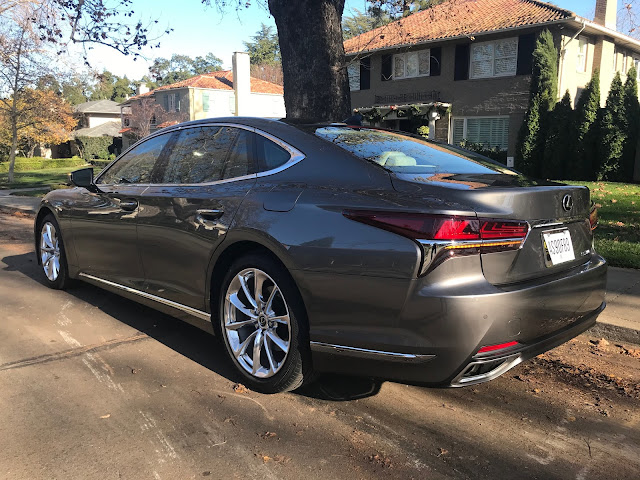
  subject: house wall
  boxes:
[191,88,286,120]
[87,113,120,129]
[350,29,539,157]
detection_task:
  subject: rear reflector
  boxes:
[477,341,519,353]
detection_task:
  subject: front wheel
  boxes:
[218,254,312,393]
[37,214,71,290]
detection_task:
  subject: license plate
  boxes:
[542,229,575,266]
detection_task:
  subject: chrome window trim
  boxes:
[78,273,210,321]
[310,341,435,363]
[96,122,306,188]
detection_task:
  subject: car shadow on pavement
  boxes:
[3,251,383,401]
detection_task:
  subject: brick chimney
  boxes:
[232,52,251,116]
[594,0,617,30]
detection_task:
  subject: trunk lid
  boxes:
[391,172,593,285]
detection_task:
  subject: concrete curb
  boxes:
[590,320,640,346]
[0,197,40,214]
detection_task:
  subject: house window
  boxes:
[168,94,176,112]
[577,37,588,72]
[452,117,509,151]
[613,46,618,71]
[348,62,360,91]
[634,58,640,79]
[470,38,518,79]
[203,93,210,112]
[393,49,430,79]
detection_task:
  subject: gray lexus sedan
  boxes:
[34,117,606,393]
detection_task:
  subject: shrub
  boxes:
[570,70,600,180]
[0,156,87,173]
[459,140,508,164]
[75,136,114,161]
[597,73,626,180]
[543,91,573,179]
[622,67,640,182]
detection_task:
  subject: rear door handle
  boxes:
[120,199,138,211]
[195,209,224,230]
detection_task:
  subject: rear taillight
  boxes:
[343,211,529,274]
[589,203,598,231]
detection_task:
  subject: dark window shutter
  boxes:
[360,57,371,90]
[381,54,392,81]
[516,33,536,75]
[454,44,470,81]
[430,47,442,76]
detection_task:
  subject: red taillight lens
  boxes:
[477,341,519,353]
[343,211,528,243]
[480,220,529,239]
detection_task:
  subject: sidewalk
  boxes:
[591,267,640,345]
[0,188,42,213]
[0,198,638,345]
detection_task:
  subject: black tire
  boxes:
[37,213,72,290]
[216,253,313,393]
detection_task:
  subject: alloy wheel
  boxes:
[40,221,61,282]
[223,268,291,378]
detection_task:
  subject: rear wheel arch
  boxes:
[207,239,307,325]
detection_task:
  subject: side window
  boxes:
[98,133,174,185]
[256,135,292,172]
[161,126,255,184]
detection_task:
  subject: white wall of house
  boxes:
[192,88,285,120]
[87,114,121,128]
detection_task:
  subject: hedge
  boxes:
[0,156,87,173]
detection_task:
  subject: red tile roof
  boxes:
[129,70,283,101]
[344,0,574,54]
[156,120,179,129]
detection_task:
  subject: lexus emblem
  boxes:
[562,194,573,212]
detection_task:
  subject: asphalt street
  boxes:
[1,211,639,480]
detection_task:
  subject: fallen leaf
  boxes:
[100,414,111,419]
[437,448,449,457]
[533,388,541,394]
[260,431,277,439]
[611,199,618,203]
[233,383,249,394]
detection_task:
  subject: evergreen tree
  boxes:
[243,24,281,65]
[516,94,542,176]
[570,71,600,180]
[531,29,558,112]
[597,73,626,180]
[543,91,573,179]
[622,67,640,181]
[515,29,558,176]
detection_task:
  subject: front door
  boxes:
[137,125,257,311]
[69,131,178,289]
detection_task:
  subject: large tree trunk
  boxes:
[268,0,351,122]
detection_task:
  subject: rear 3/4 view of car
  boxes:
[33,119,607,393]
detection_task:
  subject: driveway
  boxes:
[1,210,639,480]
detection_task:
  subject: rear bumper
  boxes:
[309,254,607,386]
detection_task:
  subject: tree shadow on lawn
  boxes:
[2,250,382,401]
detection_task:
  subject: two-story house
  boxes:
[120,52,286,149]
[344,0,640,168]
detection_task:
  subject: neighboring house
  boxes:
[53,99,122,158]
[344,0,640,165]
[120,52,286,149]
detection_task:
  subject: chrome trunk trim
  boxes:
[78,273,211,321]
[310,341,435,363]
[450,354,522,387]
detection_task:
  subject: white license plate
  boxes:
[542,229,575,266]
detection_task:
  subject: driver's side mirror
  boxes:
[69,167,99,192]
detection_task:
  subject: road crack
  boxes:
[0,333,149,372]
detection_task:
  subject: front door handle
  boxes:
[120,199,138,211]
[195,209,224,231]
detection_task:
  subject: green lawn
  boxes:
[563,181,640,269]
[0,167,76,190]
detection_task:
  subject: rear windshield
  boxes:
[312,126,515,175]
